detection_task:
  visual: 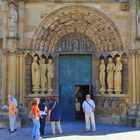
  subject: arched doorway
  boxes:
[57,33,95,121]
[28,5,124,122]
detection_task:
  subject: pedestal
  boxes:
[99,87,106,94]
[32,88,40,94]
[40,88,46,94]
[107,88,113,94]
[47,88,53,96]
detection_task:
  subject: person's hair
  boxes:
[50,96,56,102]
[86,94,90,98]
[32,98,39,106]
[40,98,46,103]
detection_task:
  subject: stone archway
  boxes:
[29,5,123,54]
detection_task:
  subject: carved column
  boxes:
[135,54,139,103]
[8,51,17,98]
[19,53,25,104]
[131,53,136,104]
[138,53,140,103]
[129,0,137,49]
[2,53,7,104]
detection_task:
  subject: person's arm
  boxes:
[92,101,95,112]
[82,102,85,113]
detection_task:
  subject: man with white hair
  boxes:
[8,95,17,107]
[82,94,96,132]
[7,95,18,132]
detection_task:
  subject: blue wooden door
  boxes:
[59,55,92,121]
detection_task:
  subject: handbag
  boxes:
[28,111,39,123]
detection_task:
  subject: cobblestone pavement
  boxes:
[0,121,140,140]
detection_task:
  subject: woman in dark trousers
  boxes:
[48,96,63,135]
[38,98,47,135]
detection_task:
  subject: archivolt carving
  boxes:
[30,5,123,53]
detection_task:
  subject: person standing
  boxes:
[8,95,18,131]
[82,94,96,132]
[48,97,63,135]
[38,98,47,135]
[8,96,17,133]
[32,98,42,140]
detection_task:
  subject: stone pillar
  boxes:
[138,54,140,103]
[135,54,139,104]
[131,54,136,104]
[19,54,25,104]
[8,51,17,98]
[2,53,7,104]
[129,0,137,49]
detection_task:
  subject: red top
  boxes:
[32,105,40,118]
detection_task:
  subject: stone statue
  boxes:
[32,56,40,93]
[8,3,17,37]
[39,39,44,52]
[114,57,122,94]
[39,57,47,93]
[107,57,115,94]
[137,11,140,38]
[46,58,54,93]
[99,59,106,94]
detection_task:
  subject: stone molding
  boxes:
[29,5,123,54]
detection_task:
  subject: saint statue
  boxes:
[114,57,122,94]
[39,39,44,52]
[137,11,140,38]
[8,3,17,37]
[39,57,47,93]
[32,56,40,92]
[107,57,115,94]
[99,59,106,94]
[46,58,54,92]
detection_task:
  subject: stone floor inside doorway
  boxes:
[0,121,140,140]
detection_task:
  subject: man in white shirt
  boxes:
[82,94,96,132]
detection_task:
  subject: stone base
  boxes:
[0,104,28,128]
[107,88,113,94]
[99,87,106,94]
[128,117,136,127]
[32,88,40,94]
[115,89,122,94]
[136,118,140,127]
[96,115,127,125]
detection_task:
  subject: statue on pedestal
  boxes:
[39,57,47,94]
[32,56,40,94]
[137,11,140,38]
[8,3,17,37]
[107,57,115,94]
[46,58,54,94]
[114,57,122,94]
[99,59,106,94]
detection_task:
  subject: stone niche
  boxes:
[25,53,57,97]
[94,54,129,125]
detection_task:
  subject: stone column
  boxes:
[2,53,7,104]
[131,54,136,104]
[8,51,17,98]
[129,0,137,49]
[19,53,25,104]
[138,54,140,103]
[135,54,139,104]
